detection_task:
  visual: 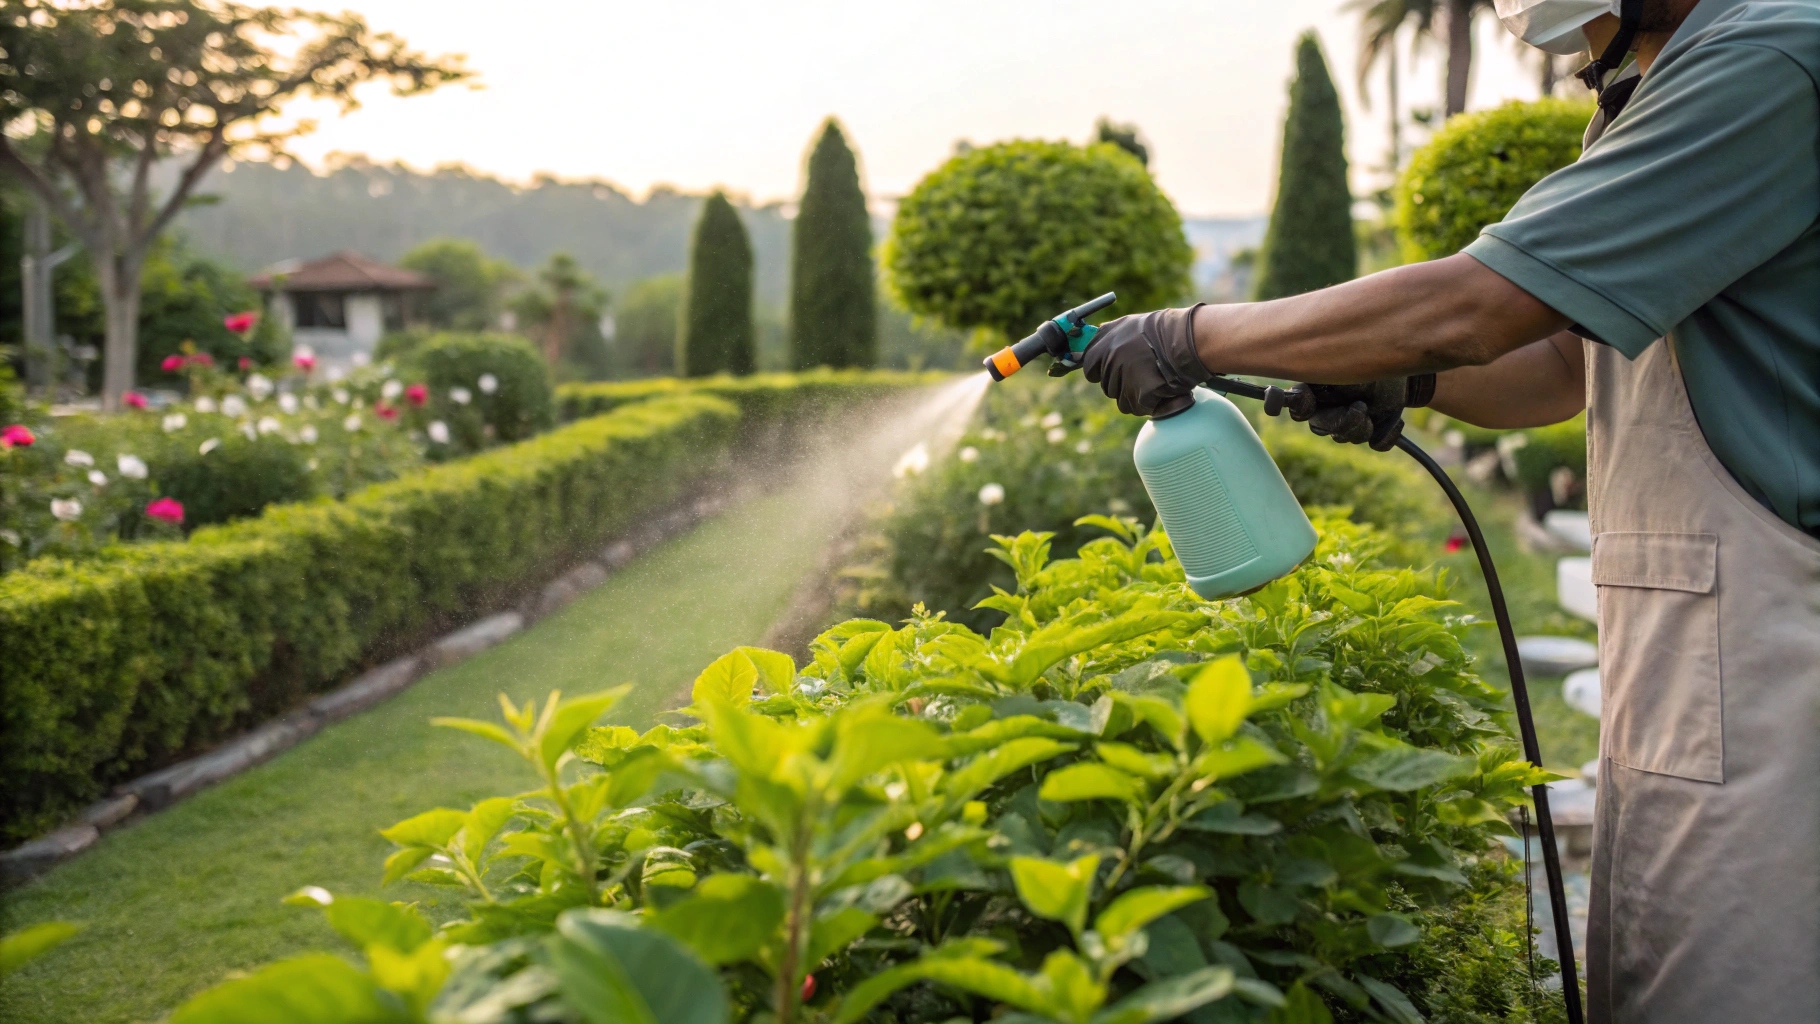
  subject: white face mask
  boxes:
[1494,0,1619,55]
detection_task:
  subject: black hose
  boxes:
[1393,434,1585,1024]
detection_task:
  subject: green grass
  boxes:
[0,484,847,1024]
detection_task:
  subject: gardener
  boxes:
[1082,0,1820,1019]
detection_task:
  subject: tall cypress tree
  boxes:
[679,190,756,376]
[790,119,876,369]
[1253,31,1357,301]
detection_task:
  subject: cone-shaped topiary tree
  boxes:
[790,119,877,369]
[1253,31,1357,301]
[679,191,756,376]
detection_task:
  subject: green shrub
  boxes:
[160,516,1561,1023]
[883,140,1192,342]
[149,432,317,530]
[681,191,757,377]
[406,332,555,454]
[614,274,686,377]
[791,119,878,370]
[397,237,518,332]
[1395,99,1594,262]
[555,369,951,424]
[1253,31,1357,300]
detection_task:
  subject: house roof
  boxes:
[248,250,436,293]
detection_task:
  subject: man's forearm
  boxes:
[1191,253,1570,383]
[1431,331,1586,428]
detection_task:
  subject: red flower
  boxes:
[292,351,317,371]
[162,354,186,373]
[405,383,428,407]
[145,497,185,524]
[238,356,253,371]
[1444,534,1467,554]
[801,974,815,1003]
[122,392,149,410]
[375,402,399,422]
[189,352,215,368]
[223,311,258,334]
[1,424,35,448]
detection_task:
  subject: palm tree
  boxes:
[1351,0,1487,122]
[1350,0,1435,168]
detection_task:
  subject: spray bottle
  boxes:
[984,294,1585,1024]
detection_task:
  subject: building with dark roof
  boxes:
[249,251,435,364]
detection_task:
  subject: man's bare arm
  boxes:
[1191,253,1570,382]
[1430,331,1586,428]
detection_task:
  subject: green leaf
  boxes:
[832,952,1042,1024]
[319,897,433,953]
[0,921,81,976]
[1011,854,1099,935]
[1110,691,1186,749]
[539,688,628,772]
[1040,949,1107,1020]
[458,797,518,865]
[806,906,878,968]
[1094,742,1174,780]
[367,940,450,1012]
[381,848,435,887]
[1348,746,1474,792]
[1094,886,1211,943]
[380,807,468,848]
[1367,914,1421,948]
[1039,762,1146,804]
[691,650,758,709]
[169,954,402,1024]
[550,908,728,1024]
[1357,974,1426,1024]
[1093,966,1235,1024]
[1180,802,1283,836]
[1270,982,1335,1024]
[431,716,523,754]
[1193,736,1289,780]
[826,710,941,794]
[942,737,1077,801]
[1185,656,1253,745]
[733,646,797,694]
[647,874,785,965]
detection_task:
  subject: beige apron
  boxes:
[1584,332,1820,1021]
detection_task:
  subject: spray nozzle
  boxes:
[983,292,1118,382]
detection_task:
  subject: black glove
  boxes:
[1079,304,1211,418]
[1282,376,1436,451]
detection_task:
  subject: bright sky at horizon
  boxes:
[274,0,1564,217]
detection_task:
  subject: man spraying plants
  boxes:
[995,0,1820,1020]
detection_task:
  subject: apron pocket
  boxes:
[1592,532,1723,783]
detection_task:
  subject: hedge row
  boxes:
[555,368,949,423]
[1,373,941,844]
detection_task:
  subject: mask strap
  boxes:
[1575,0,1643,96]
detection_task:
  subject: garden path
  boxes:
[0,379,986,1024]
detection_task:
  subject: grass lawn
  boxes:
[0,483,848,1024]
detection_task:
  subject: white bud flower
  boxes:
[162,412,188,432]
[381,379,403,400]
[427,420,450,445]
[299,424,319,444]
[450,387,472,405]
[332,388,350,406]
[958,446,980,463]
[350,352,371,368]
[257,416,281,435]
[892,441,930,478]
[1046,426,1067,444]
[199,437,221,455]
[88,469,108,487]
[51,498,83,521]
[1075,439,1092,454]
[117,454,148,479]
[978,483,1006,506]
[246,374,274,401]
[239,421,258,441]
[220,395,248,418]
[478,373,499,395]
[343,414,362,433]
[64,449,94,468]
[1040,412,1063,429]
[279,392,299,415]
[194,396,218,414]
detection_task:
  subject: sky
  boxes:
[273,0,1563,218]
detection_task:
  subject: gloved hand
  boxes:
[1282,376,1436,451]
[1079,304,1211,417]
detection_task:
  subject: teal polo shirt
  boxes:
[1465,0,1820,537]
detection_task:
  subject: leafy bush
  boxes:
[883,140,1193,342]
[1395,99,1594,262]
[556,369,951,424]
[161,516,1561,1023]
[148,432,318,530]
[405,333,556,454]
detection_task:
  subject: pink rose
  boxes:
[122,392,148,410]
[162,354,186,373]
[375,402,399,422]
[145,497,185,524]
[238,356,253,371]
[223,311,258,334]
[1,424,35,448]
[405,383,428,407]
[189,352,214,368]
[293,351,316,371]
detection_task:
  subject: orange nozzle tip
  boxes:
[986,348,1021,381]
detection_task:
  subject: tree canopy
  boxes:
[399,238,519,332]
[679,192,755,377]
[1253,32,1357,301]
[789,119,876,370]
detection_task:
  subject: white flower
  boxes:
[892,441,931,479]
[478,373,499,395]
[326,365,347,382]
[239,421,258,441]
[350,351,371,368]
[220,395,248,418]
[162,413,188,433]
[199,437,221,455]
[257,416,281,435]
[343,414,362,432]
[51,498,82,521]
[332,388,350,406]
[299,425,319,444]
[246,374,274,401]
[958,446,980,463]
[381,379,403,401]
[980,428,1004,442]
[1046,426,1067,444]
[1040,412,1063,429]
[1107,497,1132,514]
[450,387,472,405]
[88,470,107,487]
[64,449,94,468]
[978,483,1006,506]
[1075,439,1092,454]
[427,420,450,445]
[194,396,218,414]
[117,454,148,479]
[0,528,19,547]
[278,392,300,415]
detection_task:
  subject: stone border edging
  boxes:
[0,491,731,884]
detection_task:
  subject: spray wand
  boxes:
[985,295,1585,1024]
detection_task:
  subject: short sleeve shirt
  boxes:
[1464,0,1820,537]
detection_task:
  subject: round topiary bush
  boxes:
[1395,98,1595,262]
[883,140,1193,341]
[409,332,555,454]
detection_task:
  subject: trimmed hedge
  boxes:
[555,368,950,423]
[1,372,940,843]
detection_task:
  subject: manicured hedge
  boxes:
[555,368,949,423]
